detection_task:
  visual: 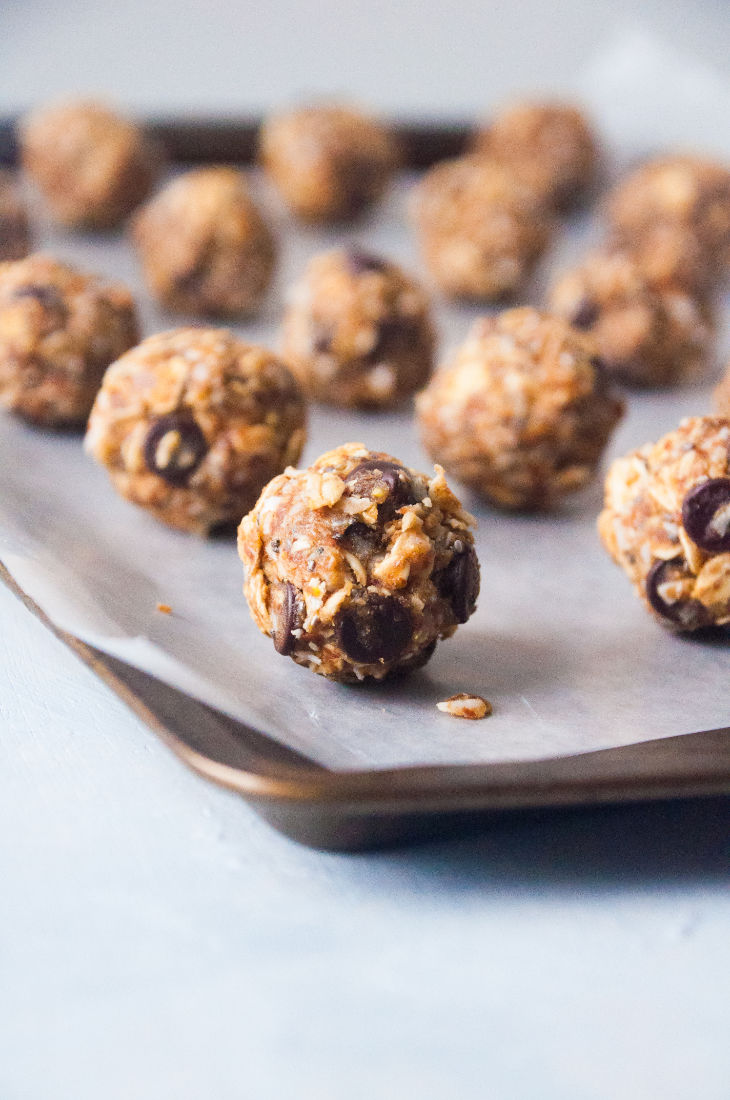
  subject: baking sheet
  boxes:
[1,32,728,770]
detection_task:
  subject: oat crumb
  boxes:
[436,693,492,720]
[156,602,172,614]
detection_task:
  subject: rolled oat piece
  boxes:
[20,98,161,229]
[0,170,30,261]
[85,328,306,535]
[549,248,715,387]
[416,307,624,511]
[259,104,399,223]
[598,417,730,631]
[238,443,480,682]
[281,247,435,409]
[132,167,277,317]
[0,254,138,426]
[473,100,599,210]
[606,155,730,280]
[411,155,552,301]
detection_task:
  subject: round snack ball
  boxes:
[605,220,712,296]
[0,253,139,426]
[416,308,624,511]
[131,167,277,317]
[20,99,161,229]
[411,155,552,301]
[549,248,715,387]
[606,155,730,280]
[281,247,435,409]
[85,328,306,535]
[238,443,480,682]
[473,100,598,210]
[0,170,30,261]
[598,417,730,631]
[259,104,399,223]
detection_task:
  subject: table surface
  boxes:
[2,2,730,1098]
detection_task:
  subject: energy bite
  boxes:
[281,247,435,409]
[0,254,138,426]
[598,417,730,631]
[473,100,598,210]
[132,167,277,317]
[20,98,161,229]
[606,155,730,280]
[238,443,479,682]
[259,104,399,223]
[416,308,624,510]
[412,155,552,300]
[0,170,30,261]
[549,249,715,387]
[85,328,306,535]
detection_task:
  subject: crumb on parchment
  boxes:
[436,693,492,720]
[156,602,172,614]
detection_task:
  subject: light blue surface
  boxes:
[2,582,729,1100]
[1,3,729,1097]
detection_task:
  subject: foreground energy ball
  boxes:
[417,308,624,510]
[238,443,479,682]
[132,167,277,316]
[0,254,138,425]
[598,417,730,631]
[85,328,306,534]
[412,155,552,300]
[20,99,161,229]
[606,155,730,281]
[473,100,598,210]
[549,249,715,387]
[281,247,435,409]
[259,104,399,222]
[0,171,30,261]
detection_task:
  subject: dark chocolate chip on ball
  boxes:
[344,458,417,513]
[437,543,480,623]
[344,247,388,276]
[645,558,710,629]
[571,298,599,330]
[272,581,300,655]
[367,316,422,362]
[336,591,413,664]
[143,412,208,487]
[335,520,382,556]
[681,478,730,553]
[13,284,68,322]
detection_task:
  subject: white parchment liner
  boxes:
[1,29,728,768]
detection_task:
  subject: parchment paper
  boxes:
[1,30,728,769]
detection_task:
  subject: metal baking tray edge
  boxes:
[4,561,729,850]
[2,116,729,848]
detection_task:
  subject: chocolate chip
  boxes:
[13,284,68,322]
[681,478,730,553]
[344,458,416,515]
[344,247,388,276]
[437,544,480,623]
[336,590,413,664]
[366,317,422,362]
[272,581,300,655]
[143,413,208,487]
[310,322,333,355]
[571,298,599,330]
[335,521,382,556]
[646,558,711,629]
